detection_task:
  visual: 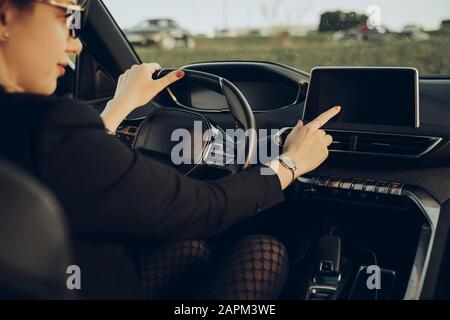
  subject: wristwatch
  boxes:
[277,156,297,184]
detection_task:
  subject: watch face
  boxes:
[281,157,295,169]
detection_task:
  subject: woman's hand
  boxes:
[101,63,185,132]
[267,106,341,190]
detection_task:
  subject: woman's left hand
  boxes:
[101,63,185,132]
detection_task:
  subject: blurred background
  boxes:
[104,0,450,75]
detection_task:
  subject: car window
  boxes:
[133,20,150,29]
[105,0,450,75]
[154,19,170,29]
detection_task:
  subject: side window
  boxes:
[169,20,178,29]
[158,19,170,29]
[139,20,150,28]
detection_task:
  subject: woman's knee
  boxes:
[233,235,289,282]
[202,235,290,300]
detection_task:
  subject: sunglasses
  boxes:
[33,0,87,38]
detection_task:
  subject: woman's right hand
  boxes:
[101,63,184,133]
[282,106,341,176]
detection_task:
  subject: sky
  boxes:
[103,0,450,35]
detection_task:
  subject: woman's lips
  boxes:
[57,64,67,77]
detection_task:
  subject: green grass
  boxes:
[135,34,450,75]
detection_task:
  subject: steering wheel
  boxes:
[133,68,257,175]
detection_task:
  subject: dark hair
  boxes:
[0,0,34,11]
[2,0,87,11]
[11,0,33,7]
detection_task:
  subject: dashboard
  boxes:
[124,61,450,204]
[189,80,299,111]
[116,61,450,300]
[147,61,305,112]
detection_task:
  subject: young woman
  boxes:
[0,0,340,299]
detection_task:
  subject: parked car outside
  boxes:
[124,18,196,50]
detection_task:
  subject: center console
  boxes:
[298,175,403,197]
[289,171,440,300]
[277,63,442,297]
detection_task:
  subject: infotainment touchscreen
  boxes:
[303,67,419,127]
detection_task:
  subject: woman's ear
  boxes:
[0,0,10,29]
[0,14,8,42]
[0,0,19,27]
[0,1,17,42]
[0,0,6,26]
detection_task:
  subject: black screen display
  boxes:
[303,68,418,127]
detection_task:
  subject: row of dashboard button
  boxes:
[298,176,403,196]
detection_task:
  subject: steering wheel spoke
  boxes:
[203,125,238,170]
[134,69,256,176]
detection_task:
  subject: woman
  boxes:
[0,0,340,299]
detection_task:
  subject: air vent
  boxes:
[327,130,442,158]
[329,131,354,151]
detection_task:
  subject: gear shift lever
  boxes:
[315,234,342,281]
[308,231,342,299]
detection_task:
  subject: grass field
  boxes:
[135,33,450,75]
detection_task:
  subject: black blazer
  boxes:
[0,88,284,298]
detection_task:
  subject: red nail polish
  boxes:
[176,70,185,78]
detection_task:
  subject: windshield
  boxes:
[104,0,450,75]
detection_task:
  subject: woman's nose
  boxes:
[67,37,83,56]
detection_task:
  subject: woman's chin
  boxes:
[32,81,58,96]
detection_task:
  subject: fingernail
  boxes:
[298,120,303,125]
[335,106,341,111]
[176,70,185,78]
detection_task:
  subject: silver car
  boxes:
[124,18,196,50]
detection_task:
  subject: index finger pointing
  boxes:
[307,106,341,130]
